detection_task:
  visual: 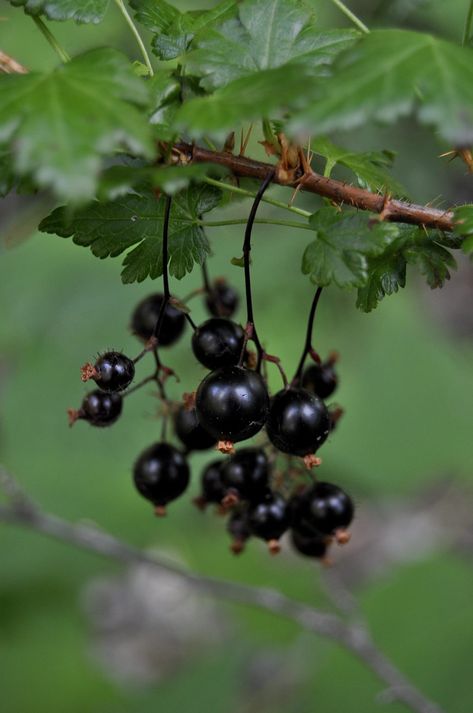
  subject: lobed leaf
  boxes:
[453,205,473,255]
[8,0,109,23]
[0,49,153,203]
[290,29,473,146]
[302,207,399,289]
[311,137,405,196]
[39,185,222,282]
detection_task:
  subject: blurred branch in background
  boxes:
[0,466,450,713]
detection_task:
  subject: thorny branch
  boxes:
[174,142,455,232]
[0,467,445,713]
[0,50,458,233]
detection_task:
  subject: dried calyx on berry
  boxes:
[266,387,331,457]
[221,447,270,504]
[205,279,239,318]
[131,293,185,345]
[195,365,269,443]
[81,351,135,393]
[174,404,216,452]
[302,353,339,400]
[133,442,190,515]
[192,318,244,370]
[68,389,122,427]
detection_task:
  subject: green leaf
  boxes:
[0,150,14,198]
[185,0,356,90]
[39,185,221,283]
[356,228,456,312]
[176,0,356,136]
[404,236,456,288]
[8,0,109,23]
[311,137,405,196]
[301,207,400,289]
[290,29,473,145]
[453,205,473,254]
[356,248,407,312]
[0,49,153,203]
[130,0,237,61]
[177,64,317,138]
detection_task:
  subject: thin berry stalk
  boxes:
[241,170,275,370]
[292,287,324,385]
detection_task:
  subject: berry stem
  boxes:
[242,170,275,370]
[151,194,172,341]
[122,373,156,397]
[292,287,324,385]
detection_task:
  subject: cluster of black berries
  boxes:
[68,267,354,563]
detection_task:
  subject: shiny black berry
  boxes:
[131,293,185,345]
[192,318,244,370]
[195,366,269,443]
[174,405,216,452]
[290,529,329,559]
[133,442,190,512]
[302,358,338,400]
[290,482,354,536]
[227,506,252,553]
[206,280,239,318]
[89,351,135,392]
[75,389,123,427]
[221,448,270,502]
[249,494,289,550]
[266,387,330,456]
[197,459,226,506]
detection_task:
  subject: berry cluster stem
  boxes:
[292,287,324,385]
[241,170,275,370]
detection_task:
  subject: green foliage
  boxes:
[176,0,356,136]
[453,205,473,254]
[302,207,400,289]
[130,0,237,60]
[39,184,221,282]
[7,0,109,23]
[0,48,153,203]
[356,229,456,312]
[290,29,473,145]
[311,137,405,196]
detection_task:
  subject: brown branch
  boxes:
[175,142,455,232]
[0,51,28,74]
[0,466,445,713]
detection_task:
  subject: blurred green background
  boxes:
[1,2,473,712]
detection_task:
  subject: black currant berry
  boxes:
[174,404,216,452]
[266,388,330,456]
[248,494,289,553]
[131,293,185,345]
[227,506,252,554]
[83,351,135,393]
[221,448,270,503]
[133,442,190,514]
[289,482,354,536]
[302,357,338,400]
[192,318,244,370]
[70,389,123,427]
[195,459,226,508]
[290,529,329,559]
[195,366,269,443]
[206,280,239,318]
